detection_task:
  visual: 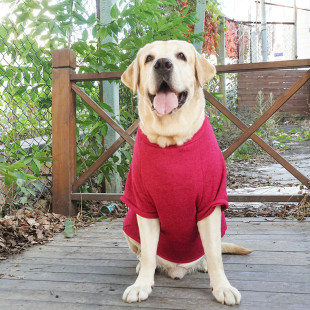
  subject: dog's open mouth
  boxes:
[149,82,188,115]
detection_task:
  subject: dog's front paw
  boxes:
[122,281,154,303]
[212,284,241,306]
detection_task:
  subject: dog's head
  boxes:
[121,40,216,117]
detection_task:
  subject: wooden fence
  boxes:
[238,70,310,115]
[52,49,310,216]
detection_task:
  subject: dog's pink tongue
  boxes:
[153,91,178,115]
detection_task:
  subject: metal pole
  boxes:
[218,17,226,106]
[193,0,207,53]
[99,0,121,193]
[239,24,245,64]
[261,0,268,61]
[294,0,298,59]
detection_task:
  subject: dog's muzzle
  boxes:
[149,58,188,115]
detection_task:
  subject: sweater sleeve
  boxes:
[196,153,228,238]
[196,151,229,222]
[121,166,159,219]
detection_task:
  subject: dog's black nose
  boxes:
[154,58,173,72]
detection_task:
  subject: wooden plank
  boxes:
[4,256,310,275]
[0,295,308,310]
[0,299,166,310]
[35,235,310,245]
[228,195,307,202]
[1,262,309,283]
[70,61,310,79]
[0,289,188,310]
[1,270,309,294]
[216,59,310,73]
[0,293,308,310]
[39,240,310,252]
[33,234,308,246]
[71,193,122,201]
[70,193,308,202]
[15,250,309,266]
[13,241,310,256]
[70,71,123,82]
[77,217,310,230]
[52,50,77,216]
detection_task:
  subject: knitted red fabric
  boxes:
[121,116,228,263]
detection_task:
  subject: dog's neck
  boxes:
[142,117,204,148]
[139,100,205,148]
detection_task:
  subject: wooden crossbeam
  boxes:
[70,192,308,203]
[72,83,135,147]
[68,60,310,81]
[203,90,310,188]
[72,119,139,191]
[70,71,122,81]
[216,59,310,73]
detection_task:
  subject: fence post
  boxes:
[52,49,77,216]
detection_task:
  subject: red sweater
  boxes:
[121,116,228,263]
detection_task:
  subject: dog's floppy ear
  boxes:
[121,58,139,94]
[195,51,216,87]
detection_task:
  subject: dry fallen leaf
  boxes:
[0,208,68,259]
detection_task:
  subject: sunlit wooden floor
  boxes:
[0,217,309,310]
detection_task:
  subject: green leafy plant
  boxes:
[255,91,278,140]
[232,142,258,160]
[289,127,310,141]
[270,127,310,150]
[0,0,222,208]
[0,159,37,205]
[0,160,37,188]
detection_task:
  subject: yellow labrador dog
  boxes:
[120,40,251,306]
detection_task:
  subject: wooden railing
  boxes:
[52,49,310,216]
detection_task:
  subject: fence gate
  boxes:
[52,49,310,216]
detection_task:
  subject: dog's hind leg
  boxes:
[197,256,208,273]
[136,261,141,274]
[124,234,142,275]
[124,233,141,255]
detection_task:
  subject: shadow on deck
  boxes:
[0,218,309,310]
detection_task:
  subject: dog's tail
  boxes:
[222,242,253,255]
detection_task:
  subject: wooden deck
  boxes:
[0,217,309,310]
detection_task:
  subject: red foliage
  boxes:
[225,20,239,59]
[202,13,218,55]
[179,1,241,59]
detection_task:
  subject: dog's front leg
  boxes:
[123,215,160,303]
[197,206,241,306]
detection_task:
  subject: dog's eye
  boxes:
[177,53,186,61]
[145,55,154,63]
